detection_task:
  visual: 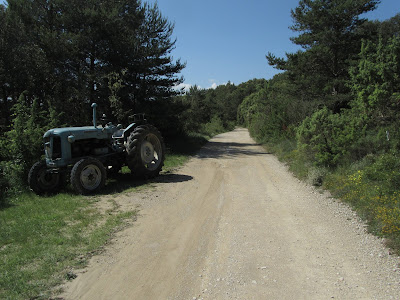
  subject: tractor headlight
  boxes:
[68,135,76,143]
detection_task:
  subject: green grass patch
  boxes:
[163,153,190,172]
[0,192,136,299]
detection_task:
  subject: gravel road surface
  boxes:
[61,128,400,299]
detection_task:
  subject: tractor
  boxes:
[28,103,165,195]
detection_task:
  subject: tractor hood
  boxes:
[44,126,118,142]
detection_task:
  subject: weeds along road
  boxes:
[62,128,400,299]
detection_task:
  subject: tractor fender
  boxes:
[123,123,139,141]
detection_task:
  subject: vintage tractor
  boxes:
[28,103,165,195]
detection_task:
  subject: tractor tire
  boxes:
[70,158,106,194]
[126,125,165,179]
[28,161,65,195]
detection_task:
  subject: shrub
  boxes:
[364,153,400,193]
[200,115,225,137]
[0,160,26,206]
[297,107,366,167]
[0,93,49,202]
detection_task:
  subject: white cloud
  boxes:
[208,81,228,90]
[173,82,192,93]
[207,79,218,89]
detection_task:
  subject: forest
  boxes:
[1,0,400,243]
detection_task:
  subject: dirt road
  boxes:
[62,128,400,299]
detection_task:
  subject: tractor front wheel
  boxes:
[28,161,65,195]
[71,158,106,194]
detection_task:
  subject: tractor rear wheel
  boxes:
[125,125,165,179]
[71,158,106,194]
[28,161,65,195]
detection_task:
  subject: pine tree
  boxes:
[267,0,380,101]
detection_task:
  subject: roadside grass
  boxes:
[163,153,190,172]
[0,133,209,299]
[323,154,400,251]
[264,137,400,254]
[0,192,136,300]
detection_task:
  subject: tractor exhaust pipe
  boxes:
[91,103,97,128]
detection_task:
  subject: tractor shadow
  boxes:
[99,171,193,195]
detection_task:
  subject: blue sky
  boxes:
[1,0,400,90]
[147,0,400,90]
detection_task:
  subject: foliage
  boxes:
[177,79,266,137]
[350,36,400,125]
[259,5,400,171]
[200,116,227,138]
[0,92,50,205]
[238,73,312,144]
[0,0,184,128]
[296,106,367,167]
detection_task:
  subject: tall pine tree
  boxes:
[267,0,380,107]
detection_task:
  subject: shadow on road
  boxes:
[196,140,270,159]
[153,173,194,184]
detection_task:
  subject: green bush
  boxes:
[200,116,226,137]
[364,153,400,193]
[297,107,366,167]
[0,94,49,203]
[0,160,26,202]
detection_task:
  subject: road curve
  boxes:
[62,128,400,299]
